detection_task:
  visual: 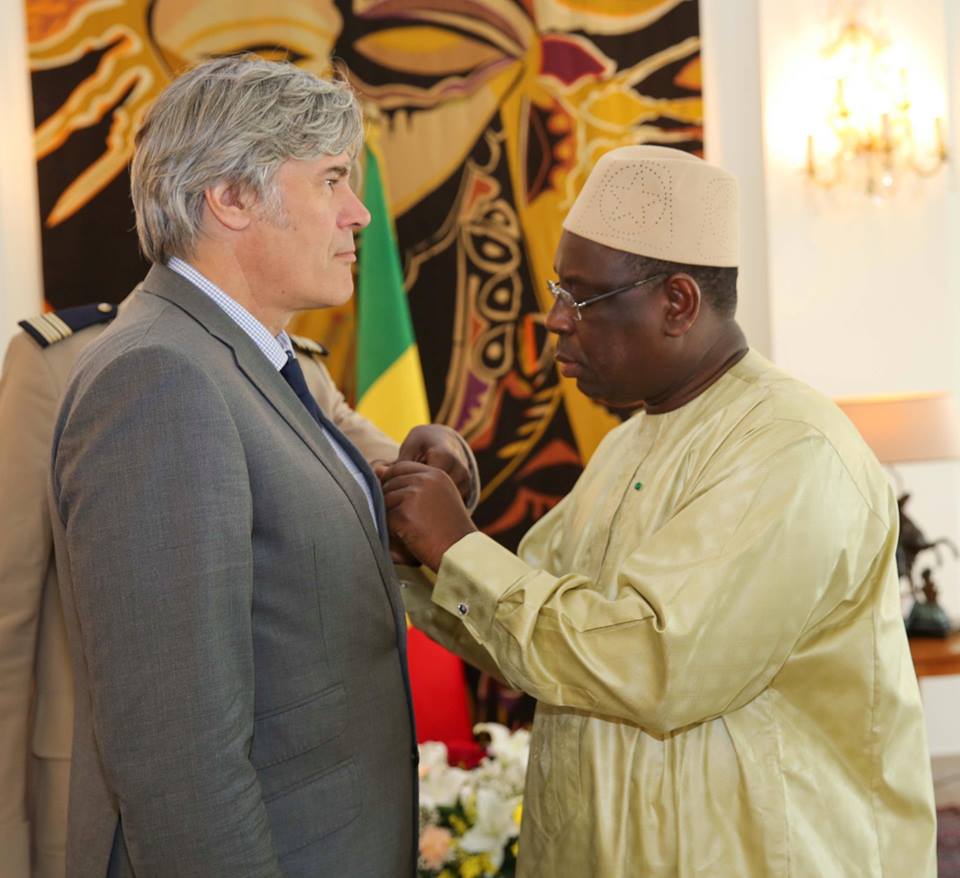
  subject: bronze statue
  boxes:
[897,494,956,637]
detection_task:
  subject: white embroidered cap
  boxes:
[563,145,739,267]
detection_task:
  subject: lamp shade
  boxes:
[836,392,960,464]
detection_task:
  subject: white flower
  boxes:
[473,723,530,772]
[418,741,471,809]
[468,724,529,802]
[418,727,531,872]
[458,788,523,871]
[419,741,450,774]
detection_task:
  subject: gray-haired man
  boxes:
[49,57,453,877]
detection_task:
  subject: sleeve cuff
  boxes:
[433,532,531,641]
[394,564,437,615]
[445,428,481,512]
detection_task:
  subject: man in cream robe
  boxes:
[382,146,937,877]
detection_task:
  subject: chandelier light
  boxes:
[806,19,947,197]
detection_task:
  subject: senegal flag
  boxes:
[356,142,478,758]
[355,143,429,441]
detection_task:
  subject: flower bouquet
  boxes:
[418,723,530,878]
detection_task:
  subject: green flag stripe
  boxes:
[356,145,416,401]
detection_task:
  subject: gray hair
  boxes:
[130,55,363,264]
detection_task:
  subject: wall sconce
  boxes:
[806,19,948,197]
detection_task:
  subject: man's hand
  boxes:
[380,460,477,572]
[397,425,473,504]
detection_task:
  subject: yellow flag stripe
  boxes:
[356,345,430,445]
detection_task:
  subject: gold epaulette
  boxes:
[290,334,329,358]
[18,302,117,348]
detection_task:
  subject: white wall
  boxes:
[750,0,960,756]
[700,0,771,356]
[760,0,960,621]
[704,0,960,757]
[760,0,955,398]
[0,2,43,351]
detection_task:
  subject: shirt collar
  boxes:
[167,257,293,372]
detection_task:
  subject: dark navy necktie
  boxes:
[279,352,388,541]
[280,353,323,424]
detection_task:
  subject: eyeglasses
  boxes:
[546,273,668,321]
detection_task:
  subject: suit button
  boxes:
[457,602,469,616]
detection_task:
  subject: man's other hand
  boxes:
[381,461,477,572]
[397,425,473,504]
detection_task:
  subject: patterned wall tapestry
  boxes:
[27,0,703,553]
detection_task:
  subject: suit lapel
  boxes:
[312,409,389,545]
[138,265,388,565]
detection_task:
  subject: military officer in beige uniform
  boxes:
[0,303,476,878]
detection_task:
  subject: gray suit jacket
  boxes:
[49,265,417,877]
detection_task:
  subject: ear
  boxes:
[204,182,254,232]
[662,273,700,338]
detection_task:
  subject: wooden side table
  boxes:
[909,632,960,677]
